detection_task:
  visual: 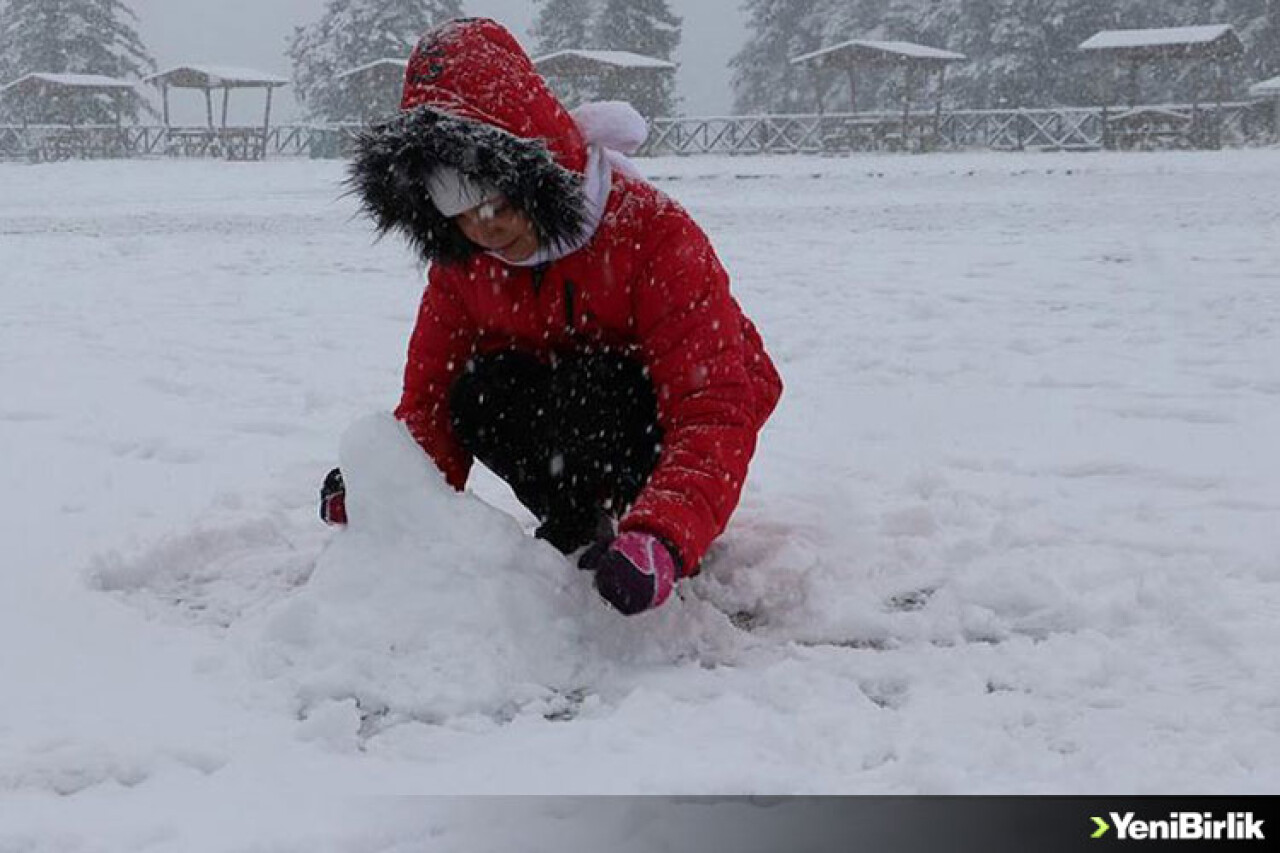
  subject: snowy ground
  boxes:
[1,149,1279,847]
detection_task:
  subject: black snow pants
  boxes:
[449,349,663,553]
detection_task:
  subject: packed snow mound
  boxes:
[234,414,740,735]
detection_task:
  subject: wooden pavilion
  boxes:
[1079,25,1245,149]
[1250,74,1280,138]
[532,49,675,111]
[0,73,140,159]
[144,65,289,159]
[1079,25,1245,106]
[0,72,138,124]
[790,40,966,150]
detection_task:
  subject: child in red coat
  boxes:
[324,18,781,615]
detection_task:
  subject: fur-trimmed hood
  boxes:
[348,18,590,266]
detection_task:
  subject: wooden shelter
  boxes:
[1252,74,1280,98]
[0,73,142,159]
[1079,25,1245,149]
[0,72,138,125]
[790,40,965,150]
[1250,74,1280,138]
[533,49,675,111]
[334,58,408,122]
[1079,25,1245,108]
[145,65,289,132]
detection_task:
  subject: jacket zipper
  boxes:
[563,279,575,332]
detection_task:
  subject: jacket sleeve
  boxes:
[393,267,476,490]
[619,208,761,574]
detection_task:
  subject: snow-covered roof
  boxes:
[533,50,676,77]
[0,72,139,95]
[145,65,290,89]
[335,59,409,81]
[1250,75,1280,97]
[791,40,966,67]
[1079,25,1243,56]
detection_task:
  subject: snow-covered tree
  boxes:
[731,0,829,113]
[532,0,597,54]
[1255,0,1280,77]
[734,0,1279,113]
[593,0,681,116]
[0,0,155,123]
[287,0,463,122]
[531,0,600,107]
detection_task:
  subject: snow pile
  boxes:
[240,413,582,729]
[234,413,734,742]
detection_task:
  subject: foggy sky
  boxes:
[127,0,747,121]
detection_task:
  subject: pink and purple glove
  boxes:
[586,531,678,615]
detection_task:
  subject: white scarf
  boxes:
[491,101,648,268]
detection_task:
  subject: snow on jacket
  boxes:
[349,18,782,573]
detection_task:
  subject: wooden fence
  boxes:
[639,101,1272,155]
[1,102,1273,162]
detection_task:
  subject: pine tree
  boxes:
[733,0,1279,116]
[532,0,597,54]
[593,0,681,116]
[287,0,463,122]
[731,0,829,113]
[0,0,155,123]
[1257,0,1280,77]
[531,0,599,107]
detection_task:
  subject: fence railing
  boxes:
[1,102,1274,162]
[266,123,366,157]
[639,101,1272,155]
[0,124,270,161]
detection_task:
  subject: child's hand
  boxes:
[319,467,347,526]
[584,531,677,615]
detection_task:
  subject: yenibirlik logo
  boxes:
[1091,812,1265,841]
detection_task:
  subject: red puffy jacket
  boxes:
[350,19,781,573]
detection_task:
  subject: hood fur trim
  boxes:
[347,106,587,266]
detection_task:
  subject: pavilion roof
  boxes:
[1250,74,1280,97]
[146,65,289,89]
[1078,25,1244,60]
[0,72,139,96]
[335,59,408,81]
[533,49,676,76]
[792,40,966,68]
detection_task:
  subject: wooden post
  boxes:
[112,92,124,158]
[901,62,913,151]
[221,87,229,128]
[1191,60,1202,147]
[161,84,170,127]
[1214,59,1225,149]
[847,66,858,113]
[204,87,213,128]
[263,86,274,135]
[262,86,275,160]
[933,65,946,150]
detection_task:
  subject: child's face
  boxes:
[455,197,538,262]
